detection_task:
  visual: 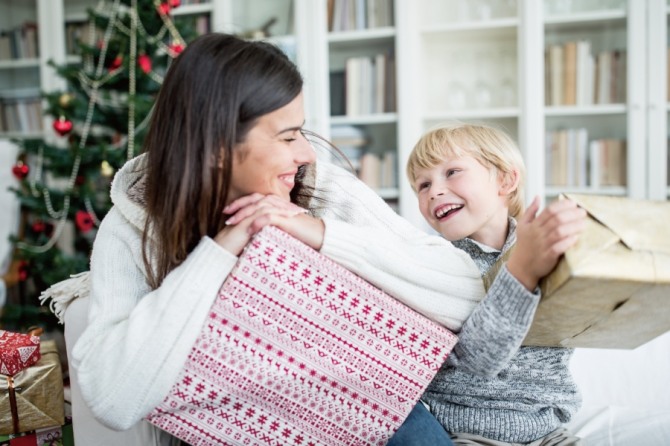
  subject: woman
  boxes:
[70,33,484,443]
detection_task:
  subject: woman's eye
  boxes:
[284,137,297,142]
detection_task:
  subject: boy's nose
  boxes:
[430,191,445,200]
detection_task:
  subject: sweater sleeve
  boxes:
[70,207,238,430]
[312,161,485,332]
[446,265,540,377]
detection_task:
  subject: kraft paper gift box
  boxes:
[522,194,670,349]
[0,332,40,377]
[146,226,458,446]
[0,341,65,435]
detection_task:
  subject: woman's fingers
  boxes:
[247,213,325,250]
[214,204,315,255]
[223,193,265,215]
[224,194,306,225]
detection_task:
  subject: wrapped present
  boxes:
[0,416,73,446]
[523,194,670,348]
[146,226,458,446]
[0,341,64,435]
[0,332,40,377]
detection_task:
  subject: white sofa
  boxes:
[566,331,670,445]
[64,296,670,445]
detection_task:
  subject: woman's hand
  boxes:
[507,196,587,291]
[215,194,325,255]
[223,193,306,225]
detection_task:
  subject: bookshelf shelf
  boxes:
[0,59,40,69]
[544,10,627,28]
[423,107,520,120]
[421,18,519,34]
[0,130,43,139]
[544,104,627,116]
[328,27,395,43]
[545,185,628,197]
[330,113,397,125]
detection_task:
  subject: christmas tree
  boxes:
[6,0,192,330]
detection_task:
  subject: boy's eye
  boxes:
[446,169,458,177]
[417,182,430,191]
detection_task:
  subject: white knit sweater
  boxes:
[70,154,484,435]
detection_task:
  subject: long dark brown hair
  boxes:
[141,33,304,289]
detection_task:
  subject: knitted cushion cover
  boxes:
[146,226,457,446]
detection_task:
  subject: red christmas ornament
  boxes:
[157,2,171,15]
[18,261,29,282]
[138,54,152,74]
[169,0,181,7]
[53,116,73,136]
[75,210,95,233]
[169,42,185,56]
[110,55,123,71]
[12,161,29,180]
[31,220,46,233]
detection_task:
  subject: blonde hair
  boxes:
[406,121,526,218]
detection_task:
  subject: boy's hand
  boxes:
[507,196,587,291]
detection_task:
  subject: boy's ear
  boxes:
[498,169,520,196]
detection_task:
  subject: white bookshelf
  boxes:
[3,0,667,222]
[398,0,668,227]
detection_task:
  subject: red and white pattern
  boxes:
[147,226,457,445]
[0,330,41,376]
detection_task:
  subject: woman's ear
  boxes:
[498,169,520,196]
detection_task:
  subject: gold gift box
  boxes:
[0,340,64,435]
[523,194,670,349]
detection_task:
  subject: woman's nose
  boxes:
[295,135,317,164]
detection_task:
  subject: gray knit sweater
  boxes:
[423,219,582,443]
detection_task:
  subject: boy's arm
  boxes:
[446,265,540,377]
[448,197,587,376]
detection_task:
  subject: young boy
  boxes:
[405,122,586,445]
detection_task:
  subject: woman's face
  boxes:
[228,92,315,204]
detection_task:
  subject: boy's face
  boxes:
[412,154,510,246]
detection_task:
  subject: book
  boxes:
[596,51,612,104]
[329,70,346,116]
[563,41,578,105]
[548,44,564,106]
[359,151,381,189]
